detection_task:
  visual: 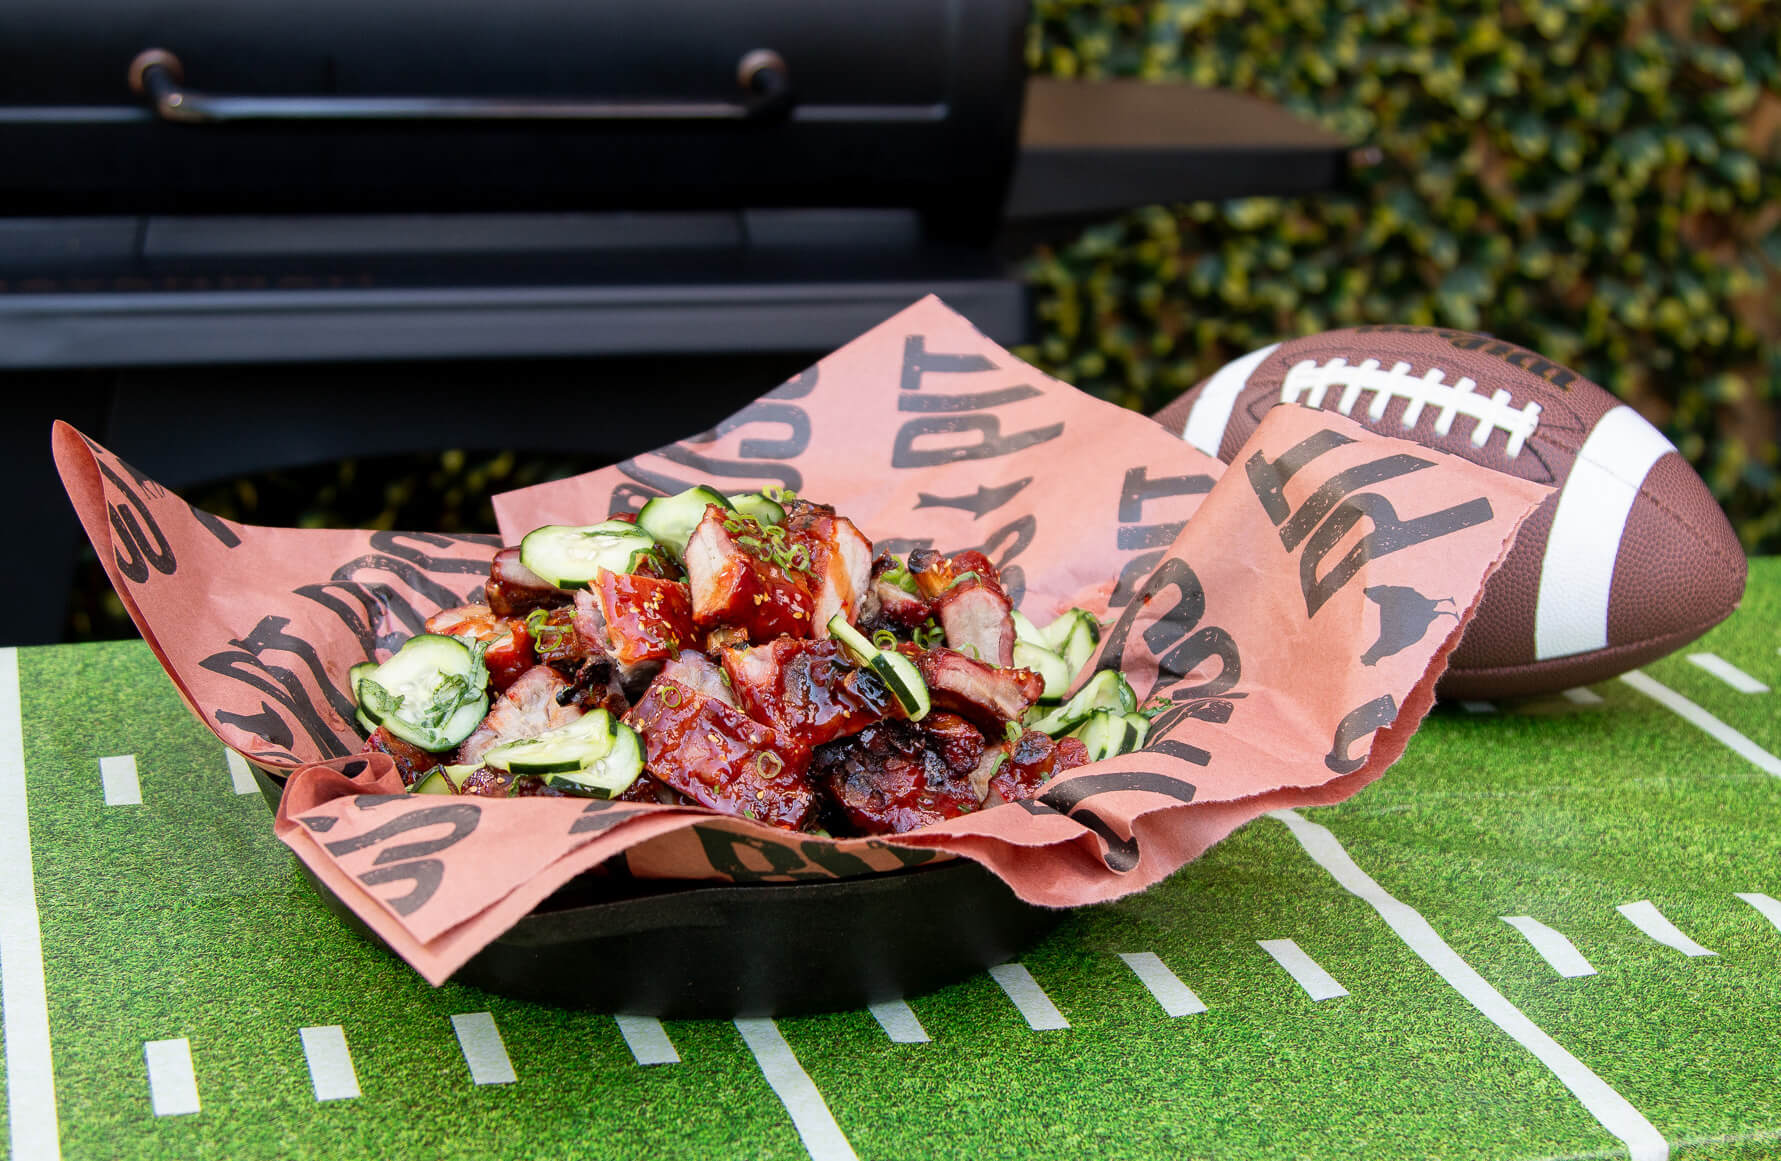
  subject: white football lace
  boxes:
[1279,357,1542,458]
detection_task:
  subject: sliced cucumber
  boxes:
[1012,640,1070,703]
[637,486,733,556]
[410,765,474,795]
[1067,709,1142,763]
[1058,612,1101,677]
[727,491,786,526]
[482,710,643,798]
[356,634,488,752]
[827,613,930,721]
[348,661,379,734]
[1011,610,1044,646]
[520,521,657,590]
[1025,669,1136,737]
[1040,608,1099,652]
[1121,711,1152,752]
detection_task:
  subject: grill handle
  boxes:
[128,48,792,124]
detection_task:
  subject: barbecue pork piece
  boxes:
[784,510,873,639]
[626,675,814,830]
[455,664,584,766]
[913,647,1044,731]
[595,570,695,665]
[812,716,984,835]
[861,553,934,632]
[361,726,440,786]
[573,589,664,698]
[986,730,1092,804]
[486,547,571,617]
[424,603,534,692]
[906,549,1016,664]
[720,637,890,756]
[660,649,737,708]
[528,603,630,713]
[683,505,815,642]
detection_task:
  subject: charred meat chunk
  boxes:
[486,547,571,618]
[862,553,934,632]
[684,506,815,642]
[455,664,585,766]
[813,717,984,835]
[914,647,1044,731]
[626,676,814,830]
[987,730,1092,804]
[720,637,890,755]
[361,726,440,787]
[574,589,665,697]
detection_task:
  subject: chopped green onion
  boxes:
[871,629,898,650]
[1004,720,1022,742]
[947,570,980,590]
[755,751,785,778]
[763,485,784,503]
[959,642,981,660]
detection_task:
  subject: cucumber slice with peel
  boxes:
[349,661,379,734]
[1067,709,1142,762]
[1012,641,1070,703]
[520,522,657,590]
[1024,668,1135,737]
[637,486,733,556]
[1011,610,1044,646]
[727,492,786,526]
[356,634,488,752]
[411,765,474,795]
[827,613,930,721]
[1059,613,1100,677]
[483,710,644,798]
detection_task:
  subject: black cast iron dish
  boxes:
[252,766,1061,1016]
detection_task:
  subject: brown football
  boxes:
[1152,325,1747,700]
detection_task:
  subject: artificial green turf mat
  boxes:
[9,560,1780,1159]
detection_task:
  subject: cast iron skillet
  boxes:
[253,767,1061,1017]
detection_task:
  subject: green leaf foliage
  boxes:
[1023,0,1781,553]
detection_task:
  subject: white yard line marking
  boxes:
[987,963,1070,1030]
[1734,892,1781,934]
[299,1025,361,1101]
[144,1038,200,1117]
[1621,671,1781,778]
[1501,916,1598,978]
[734,1018,858,1161]
[1117,952,1208,1016]
[224,749,259,795]
[1271,809,1669,1161]
[1461,700,1497,714]
[0,649,60,1159]
[867,1000,930,1044]
[614,1015,680,1065]
[99,754,141,806]
[1617,901,1717,957]
[451,1012,517,1085]
[1257,939,1348,1001]
[1563,688,1604,706]
[1686,653,1769,694]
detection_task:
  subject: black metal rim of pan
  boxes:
[252,765,1063,1017]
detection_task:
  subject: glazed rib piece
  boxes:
[812,716,984,834]
[720,636,891,755]
[626,674,815,830]
[486,547,571,618]
[362,726,439,787]
[684,505,816,642]
[914,647,1044,731]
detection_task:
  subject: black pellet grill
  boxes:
[2,0,1350,648]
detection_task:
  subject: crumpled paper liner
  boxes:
[56,295,1550,985]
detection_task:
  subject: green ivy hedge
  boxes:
[1021,0,1781,552]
